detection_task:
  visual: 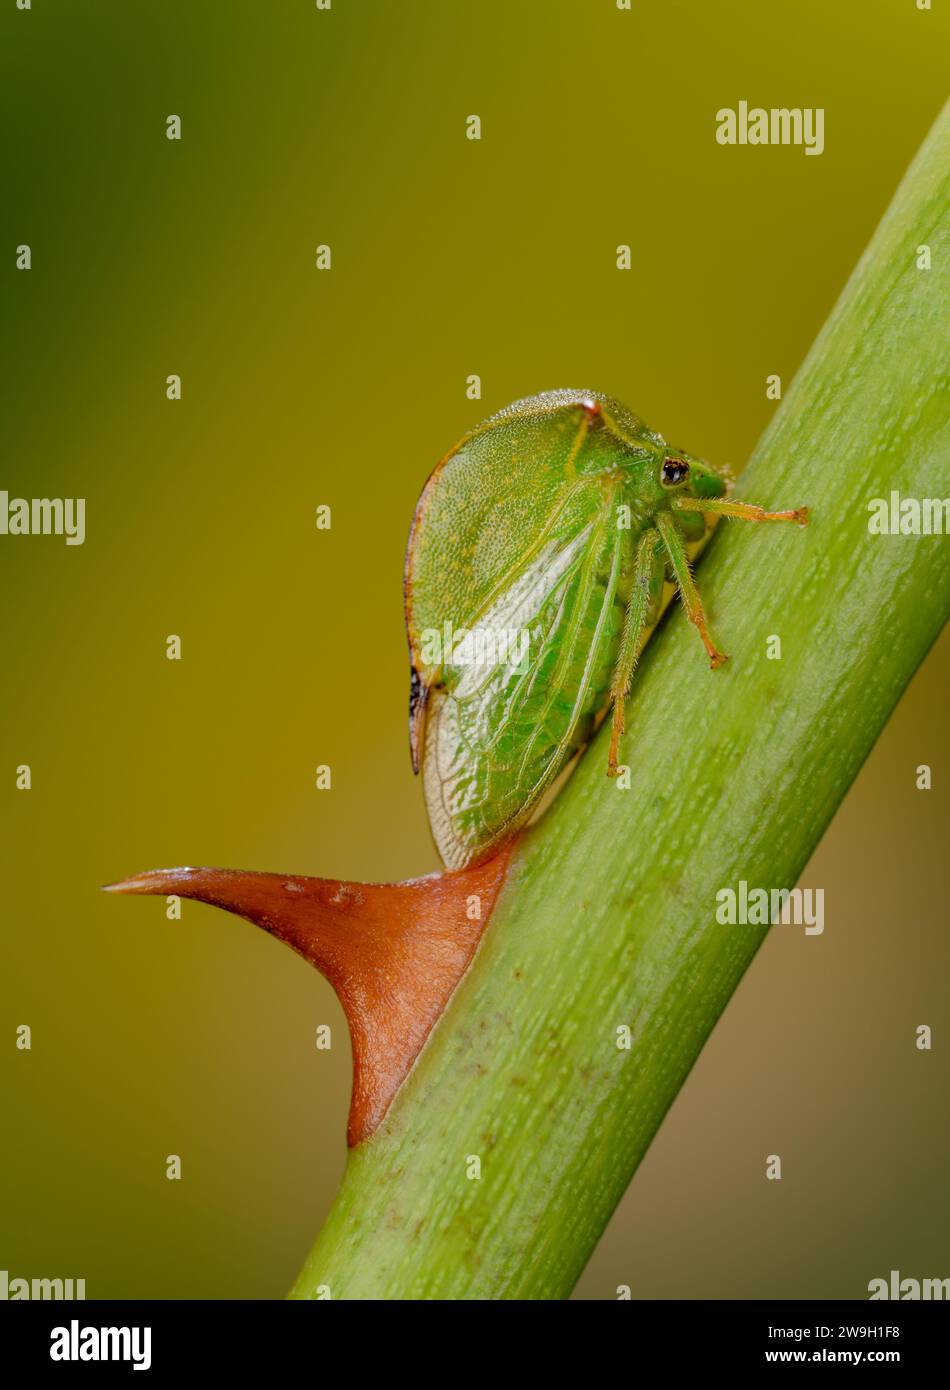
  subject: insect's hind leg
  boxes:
[607,528,664,777]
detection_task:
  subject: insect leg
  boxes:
[607,528,663,776]
[656,510,728,670]
[672,496,808,525]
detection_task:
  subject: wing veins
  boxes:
[513,483,622,785]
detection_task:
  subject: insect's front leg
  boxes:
[607,528,664,776]
[672,496,808,526]
[656,511,728,670]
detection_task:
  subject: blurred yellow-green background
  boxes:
[2,0,947,1299]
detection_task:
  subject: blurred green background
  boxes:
[1,0,947,1299]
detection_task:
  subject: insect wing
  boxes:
[422,517,624,868]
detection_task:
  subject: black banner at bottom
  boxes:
[3,1298,946,1373]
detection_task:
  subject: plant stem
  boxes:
[292,102,950,1300]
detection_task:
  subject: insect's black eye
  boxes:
[661,457,690,486]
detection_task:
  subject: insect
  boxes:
[404,390,807,871]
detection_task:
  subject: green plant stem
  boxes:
[292,103,950,1300]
